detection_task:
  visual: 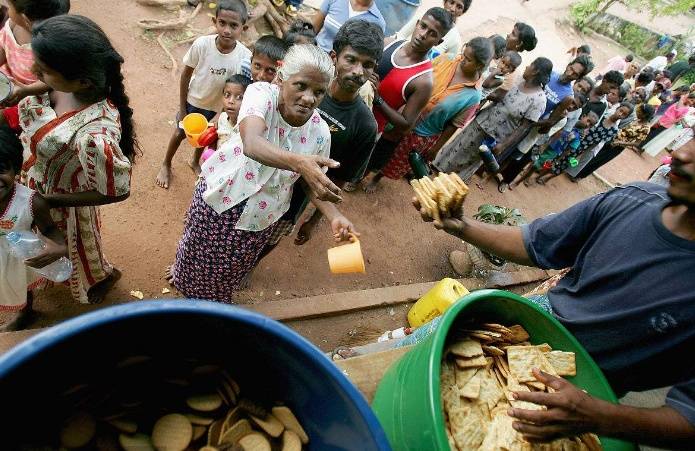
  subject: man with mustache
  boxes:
[415,140,695,447]
[265,20,383,248]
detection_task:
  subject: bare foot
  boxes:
[156,164,172,189]
[0,307,35,332]
[87,268,122,304]
[294,221,313,245]
[363,180,380,194]
[523,178,533,187]
[164,265,174,284]
[536,177,546,186]
[188,159,202,176]
[343,182,358,192]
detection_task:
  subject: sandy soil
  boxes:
[3,0,665,344]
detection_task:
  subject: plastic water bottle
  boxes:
[5,231,72,282]
[478,144,500,173]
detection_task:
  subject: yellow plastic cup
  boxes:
[181,113,208,147]
[327,233,366,274]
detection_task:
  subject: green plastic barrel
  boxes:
[371,289,637,451]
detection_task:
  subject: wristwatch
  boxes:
[373,95,384,107]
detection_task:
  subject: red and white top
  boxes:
[0,21,37,85]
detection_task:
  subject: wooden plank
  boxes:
[246,278,481,322]
[335,346,413,403]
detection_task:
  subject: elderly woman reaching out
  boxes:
[169,45,357,302]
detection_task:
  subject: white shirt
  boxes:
[394,15,462,59]
[201,83,331,231]
[183,35,251,112]
[645,55,667,72]
[216,111,235,148]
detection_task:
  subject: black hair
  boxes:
[216,0,248,23]
[529,57,552,87]
[636,71,654,85]
[577,44,591,55]
[638,103,655,122]
[618,83,629,100]
[466,36,493,70]
[625,54,634,62]
[0,126,23,174]
[514,22,537,52]
[253,35,290,62]
[488,34,506,59]
[603,70,625,87]
[32,15,139,161]
[333,20,384,62]
[674,85,690,93]
[225,74,252,90]
[581,109,600,121]
[9,0,69,22]
[569,54,594,77]
[661,69,673,80]
[423,7,454,36]
[460,0,473,13]
[504,50,521,68]
[617,101,635,115]
[689,54,695,64]
[573,91,588,107]
[284,20,316,45]
[578,75,595,90]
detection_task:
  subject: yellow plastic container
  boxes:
[327,233,366,274]
[181,113,209,147]
[407,278,469,327]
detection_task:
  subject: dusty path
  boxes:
[6,0,663,340]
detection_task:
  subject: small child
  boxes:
[156,0,251,189]
[481,50,521,100]
[284,20,316,45]
[249,35,289,83]
[0,0,69,105]
[515,110,599,187]
[0,126,66,331]
[200,74,252,163]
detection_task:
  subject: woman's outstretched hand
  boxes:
[296,155,342,203]
[331,215,359,242]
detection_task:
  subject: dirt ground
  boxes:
[5,0,666,346]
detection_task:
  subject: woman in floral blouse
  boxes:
[575,103,654,178]
[170,45,357,302]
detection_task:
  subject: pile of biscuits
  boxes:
[440,323,602,451]
[410,173,469,222]
[48,358,308,451]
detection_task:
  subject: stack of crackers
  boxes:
[440,323,602,451]
[411,173,469,222]
[52,359,308,451]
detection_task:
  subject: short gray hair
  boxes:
[278,44,334,81]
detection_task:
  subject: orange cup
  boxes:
[181,113,209,147]
[327,233,366,274]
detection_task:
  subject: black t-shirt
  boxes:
[281,94,377,223]
[523,183,695,425]
[666,60,692,81]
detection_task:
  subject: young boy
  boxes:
[481,50,521,102]
[156,0,250,189]
[248,35,289,83]
[0,0,70,106]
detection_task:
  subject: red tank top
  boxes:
[373,41,433,133]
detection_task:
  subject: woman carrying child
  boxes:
[375,37,492,183]
[6,15,137,304]
[170,45,358,302]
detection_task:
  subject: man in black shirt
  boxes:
[666,53,695,84]
[263,20,382,252]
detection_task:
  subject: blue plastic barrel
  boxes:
[375,0,421,36]
[0,300,392,450]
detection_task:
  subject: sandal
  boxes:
[497,182,509,193]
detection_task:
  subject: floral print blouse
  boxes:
[201,82,331,232]
[476,80,546,142]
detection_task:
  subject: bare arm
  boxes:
[492,118,534,157]
[179,65,194,116]
[486,88,508,103]
[240,115,342,202]
[427,123,458,158]
[510,370,695,449]
[537,96,573,133]
[43,191,130,208]
[300,180,357,241]
[312,11,326,34]
[24,193,67,269]
[375,76,432,133]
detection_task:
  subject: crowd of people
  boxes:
[0,0,693,447]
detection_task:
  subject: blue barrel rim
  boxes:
[0,299,391,449]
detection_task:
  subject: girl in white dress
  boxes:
[0,127,65,331]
